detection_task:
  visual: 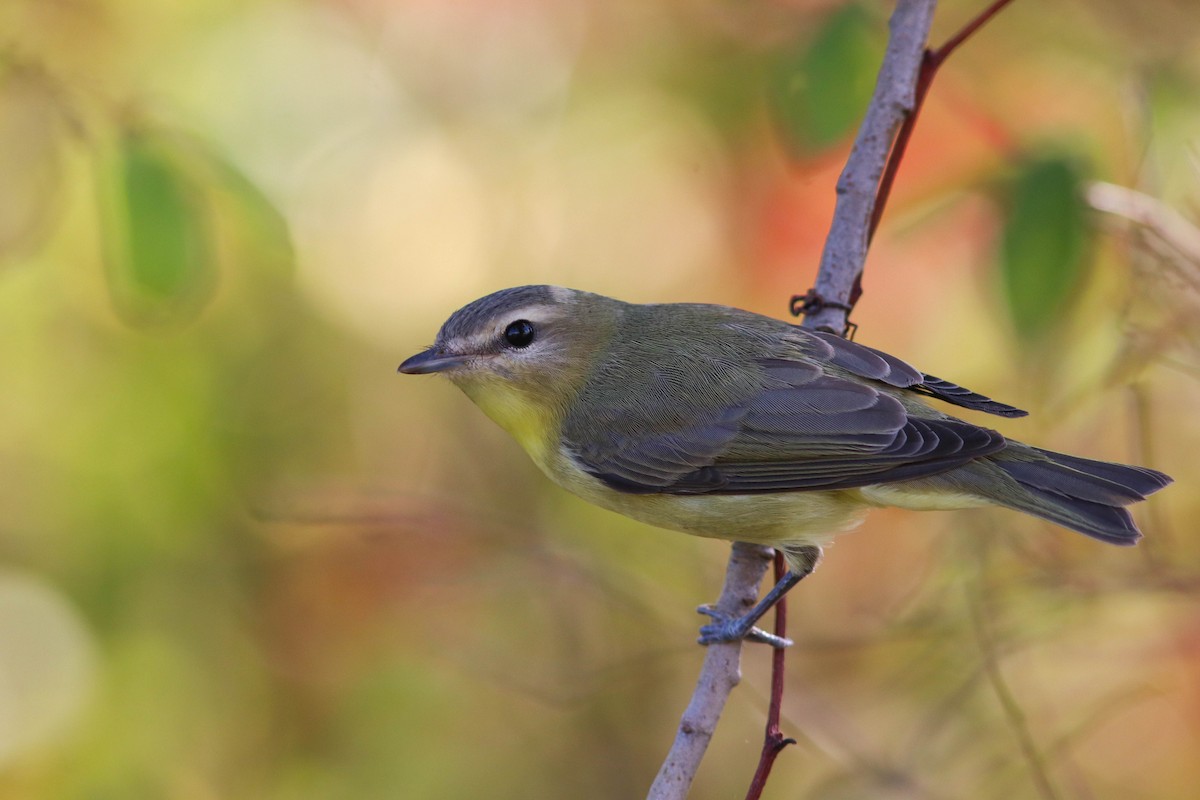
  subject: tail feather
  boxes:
[990,448,1172,546]
[1025,449,1173,499]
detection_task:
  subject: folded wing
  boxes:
[566,354,1007,496]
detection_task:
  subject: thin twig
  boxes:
[869,0,1016,270]
[930,0,1015,65]
[743,551,796,799]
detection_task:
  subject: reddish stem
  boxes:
[866,51,936,248]
[857,0,1017,305]
[744,550,796,800]
[930,0,1016,65]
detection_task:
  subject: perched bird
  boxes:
[399,286,1171,646]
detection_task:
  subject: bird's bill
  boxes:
[398,348,471,374]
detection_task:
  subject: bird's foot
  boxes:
[696,605,793,648]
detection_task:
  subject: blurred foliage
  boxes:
[101,128,217,325]
[768,2,884,157]
[0,0,1198,799]
[998,152,1091,343]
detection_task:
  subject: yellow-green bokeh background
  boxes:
[2,0,1199,797]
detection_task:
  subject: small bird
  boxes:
[399,286,1171,646]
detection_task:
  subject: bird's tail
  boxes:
[984,447,1172,545]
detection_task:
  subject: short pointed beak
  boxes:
[398,348,471,375]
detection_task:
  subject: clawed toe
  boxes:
[696,607,792,648]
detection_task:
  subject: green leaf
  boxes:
[103,130,216,326]
[768,3,882,157]
[998,154,1092,341]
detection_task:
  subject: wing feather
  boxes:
[911,374,1028,418]
[808,330,923,387]
[565,347,1007,496]
[808,332,1027,418]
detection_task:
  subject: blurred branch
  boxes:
[1086,181,1200,276]
[966,583,1065,800]
[1128,383,1175,558]
[1088,181,1200,387]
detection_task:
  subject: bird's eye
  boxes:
[503,319,536,349]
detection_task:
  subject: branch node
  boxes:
[788,289,854,318]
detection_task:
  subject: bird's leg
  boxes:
[697,545,821,648]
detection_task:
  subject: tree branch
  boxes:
[805,0,939,336]
[647,3,939,798]
[647,542,774,799]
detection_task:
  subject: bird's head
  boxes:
[399,285,617,442]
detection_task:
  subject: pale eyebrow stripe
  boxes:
[446,302,566,351]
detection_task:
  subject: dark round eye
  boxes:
[503,319,536,348]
